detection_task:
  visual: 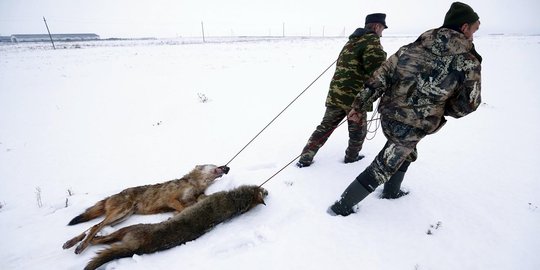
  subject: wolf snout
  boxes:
[217,165,230,174]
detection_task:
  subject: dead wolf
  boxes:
[83,185,268,270]
[63,164,230,254]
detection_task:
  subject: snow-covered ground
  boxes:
[0,34,539,270]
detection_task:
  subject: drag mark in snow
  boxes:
[211,226,274,255]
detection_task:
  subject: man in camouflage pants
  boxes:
[329,2,483,216]
[296,13,388,168]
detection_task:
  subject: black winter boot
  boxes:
[296,160,312,168]
[328,171,376,216]
[381,161,410,199]
[344,154,365,164]
[344,147,364,164]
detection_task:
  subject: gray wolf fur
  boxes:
[83,185,268,270]
[63,164,229,254]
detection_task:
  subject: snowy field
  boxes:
[0,34,539,270]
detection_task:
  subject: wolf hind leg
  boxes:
[75,206,135,254]
[62,232,87,249]
[90,227,130,245]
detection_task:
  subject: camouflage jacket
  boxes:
[325,28,387,111]
[354,28,482,134]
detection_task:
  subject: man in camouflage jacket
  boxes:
[330,2,482,216]
[297,13,388,167]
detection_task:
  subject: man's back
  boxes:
[376,27,482,134]
[326,29,386,111]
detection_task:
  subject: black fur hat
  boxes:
[365,13,388,29]
[443,2,479,27]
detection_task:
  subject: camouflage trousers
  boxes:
[363,117,424,186]
[299,106,367,163]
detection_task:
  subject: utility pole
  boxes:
[43,16,56,49]
[282,22,285,37]
[201,21,206,43]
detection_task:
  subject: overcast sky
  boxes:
[1,0,539,38]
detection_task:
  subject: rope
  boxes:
[258,118,347,187]
[219,58,383,186]
[258,116,381,187]
[225,59,338,166]
[365,99,381,140]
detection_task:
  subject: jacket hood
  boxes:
[418,28,473,56]
[349,28,375,39]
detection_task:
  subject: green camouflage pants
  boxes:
[364,117,423,186]
[299,106,367,163]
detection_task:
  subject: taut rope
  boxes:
[258,116,380,187]
[224,59,338,166]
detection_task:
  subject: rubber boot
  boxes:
[344,148,364,164]
[381,161,410,199]
[328,171,375,216]
[344,154,365,164]
[296,152,314,168]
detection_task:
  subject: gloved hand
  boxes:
[352,88,375,112]
[347,108,363,124]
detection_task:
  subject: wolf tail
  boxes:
[68,199,106,225]
[84,245,135,270]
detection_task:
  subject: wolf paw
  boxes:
[63,232,86,249]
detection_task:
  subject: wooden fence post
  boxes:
[201,21,206,43]
[43,17,56,49]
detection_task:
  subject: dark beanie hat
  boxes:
[365,13,388,29]
[443,2,479,27]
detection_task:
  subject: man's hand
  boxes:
[347,108,363,123]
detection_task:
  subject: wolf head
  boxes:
[191,164,230,184]
[231,185,268,212]
[255,186,268,206]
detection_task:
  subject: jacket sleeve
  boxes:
[444,58,482,118]
[352,51,397,111]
